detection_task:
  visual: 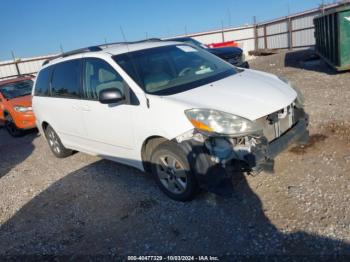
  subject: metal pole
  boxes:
[288,17,293,50]
[11,51,20,77]
[263,25,267,49]
[253,16,258,50]
[221,20,225,42]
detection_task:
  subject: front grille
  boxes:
[256,104,296,142]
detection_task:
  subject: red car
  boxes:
[207,41,238,49]
[0,76,36,136]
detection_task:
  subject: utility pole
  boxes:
[221,20,225,42]
[253,16,258,51]
[11,51,20,76]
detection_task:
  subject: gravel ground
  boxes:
[0,49,350,258]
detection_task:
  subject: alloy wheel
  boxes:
[47,129,61,154]
[156,154,188,194]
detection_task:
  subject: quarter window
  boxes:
[34,67,51,96]
[51,60,81,98]
[83,58,125,100]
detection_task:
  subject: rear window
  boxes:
[51,59,81,99]
[34,67,51,96]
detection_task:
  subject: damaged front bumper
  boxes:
[176,107,309,195]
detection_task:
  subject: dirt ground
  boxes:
[0,49,349,258]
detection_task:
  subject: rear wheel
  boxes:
[45,125,73,158]
[150,142,198,201]
[5,114,23,137]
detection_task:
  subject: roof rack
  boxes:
[42,46,103,66]
[97,38,162,48]
[42,38,163,66]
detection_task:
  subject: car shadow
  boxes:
[0,145,349,257]
[0,128,38,179]
[284,48,340,75]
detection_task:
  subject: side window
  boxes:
[34,67,51,96]
[83,58,125,100]
[51,60,81,99]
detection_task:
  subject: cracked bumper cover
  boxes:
[177,111,309,194]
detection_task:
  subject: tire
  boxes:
[150,141,199,201]
[5,114,23,137]
[44,125,73,158]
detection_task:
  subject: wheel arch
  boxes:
[141,136,168,173]
[41,121,49,131]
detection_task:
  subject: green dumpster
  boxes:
[314,6,350,71]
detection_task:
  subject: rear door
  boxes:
[46,59,86,148]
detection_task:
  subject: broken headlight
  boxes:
[185,109,262,136]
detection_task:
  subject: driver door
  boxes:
[79,58,135,161]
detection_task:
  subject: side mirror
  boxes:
[99,88,125,104]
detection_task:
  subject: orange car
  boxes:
[0,76,36,136]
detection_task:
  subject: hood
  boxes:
[7,95,32,108]
[208,47,242,56]
[163,69,297,121]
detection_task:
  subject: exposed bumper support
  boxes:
[177,111,309,196]
[267,119,309,159]
[249,118,309,173]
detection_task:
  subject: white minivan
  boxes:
[33,40,309,201]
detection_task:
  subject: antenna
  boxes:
[120,26,131,53]
[60,44,64,53]
[120,26,127,42]
[104,37,108,47]
[119,27,146,107]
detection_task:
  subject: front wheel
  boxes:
[150,142,198,201]
[5,114,23,137]
[45,125,73,158]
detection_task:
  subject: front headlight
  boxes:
[185,109,262,136]
[278,76,305,106]
[13,106,32,112]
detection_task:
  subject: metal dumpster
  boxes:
[314,6,350,71]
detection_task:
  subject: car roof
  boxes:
[171,37,192,41]
[44,40,182,68]
[103,40,180,55]
[0,76,33,87]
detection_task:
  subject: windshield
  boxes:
[113,44,236,95]
[0,80,33,99]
